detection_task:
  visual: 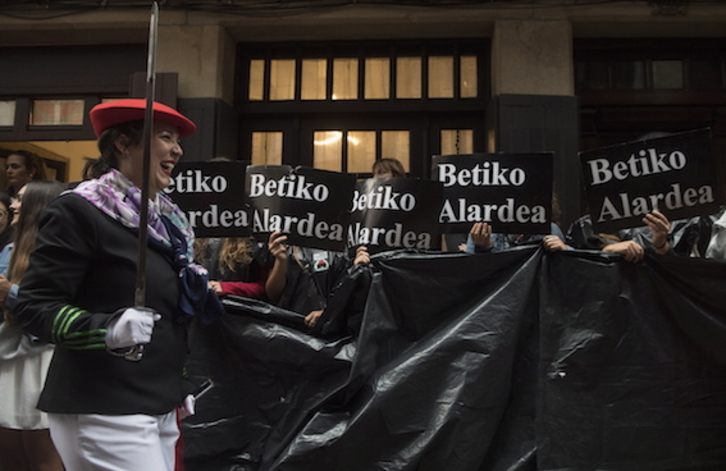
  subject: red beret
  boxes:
[89,98,196,138]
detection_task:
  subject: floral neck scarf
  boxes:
[73,168,194,258]
[73,168,223,323]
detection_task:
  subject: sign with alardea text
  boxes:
[167,160,250,238]
[580,128,719,233]
[348,177,443,253]
[246,165,356,252]
[432,153,553,234]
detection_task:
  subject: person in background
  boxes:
[292,158,404,329]
[372,157,405,179]
[467,221,567,253]
[287,245,370,329]
[195,231,289,303]
[3,150,47,199]
[192,156,289,304]
[14,99,221,470]
[621,207,724,261]
[565,209,672,262]
[350,157,407,268]
[0,180,65,471]
[0,194,14,258]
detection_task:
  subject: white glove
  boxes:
[105,307,161,350]
[179,394,196,419]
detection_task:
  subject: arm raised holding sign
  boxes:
[265,231,289,304]
[642,209,672,255]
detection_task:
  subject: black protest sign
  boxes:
[246,165,355,252]
[432,153,553,234]
[348,177,443,253]
[580,128,719,233]
[167,160,250,238]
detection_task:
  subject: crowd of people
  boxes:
[0,99,724,470]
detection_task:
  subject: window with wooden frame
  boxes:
[237,39,489,178]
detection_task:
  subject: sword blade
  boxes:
[134,1,159,309]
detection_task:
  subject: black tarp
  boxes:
[182,248,726,471]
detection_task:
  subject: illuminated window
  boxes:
[248,60,265,101]
[270,59,295,101]
[365,58,390,100]
[460,56,478,98]
[30,99,84,126]
[347,131,376,173]
[396,57,422,99]
[246,51,480,103]
[441,129,473,155]
[251,132,283,165]
[302,59,327,100]
[313,131,343,171]
[0,101,15,126]
[381,131,410,171]
[333,58,358,100]
[428,56,454,99]
[239,41,487,178]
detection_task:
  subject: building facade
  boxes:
[1,0,725,228]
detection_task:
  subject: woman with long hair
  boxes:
[0,194,14,256]
[0,180,65,471]
[196,233,288,303]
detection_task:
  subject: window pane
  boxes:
[652,60,684,89]
[441,129,473,155]
[397,57,422,99]
[613,61,645,90]
[333,58,358,100]
[313,131,343,171]
[31,99,84,125]
[428,56,454,99]
[270,59,296,101]
[249,59,265,101]
[365,58,390,100]
[0,100,15,126]
[301,59,327,100]
[691,59,723,90]
[251,132,283,166]
[576,61,609,90]
[460,56,478,98]
[347,131,376,173]
[381,131,410,172]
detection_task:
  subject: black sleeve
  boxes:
[15,195,114,350]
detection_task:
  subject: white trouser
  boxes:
[48,411,180,471]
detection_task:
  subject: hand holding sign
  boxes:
[265,231,289,303]
[469,222,494,249]
[268,231,289,262]
[353,246,370,265]
[642,209,671,254]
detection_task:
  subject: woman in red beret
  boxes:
[14,99,221,470]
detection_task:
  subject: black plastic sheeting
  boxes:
[182,248,726,471]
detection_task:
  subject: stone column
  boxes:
[489,19,581,229]
[491,19,574,96]
[157,23,235,104]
